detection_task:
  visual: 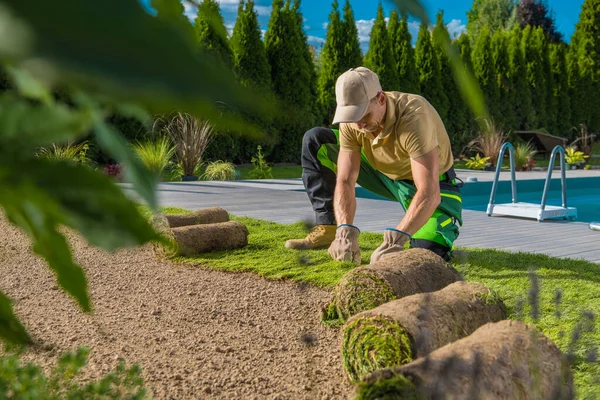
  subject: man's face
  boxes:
[353,94,385,133]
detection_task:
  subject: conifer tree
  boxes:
[415,22,445,118]
[521,25,546,129]
[364,4,399,90]
[341,0,363,71]
[317,0,344,124]
[431,11,451,124]
[194,0,233,67]
[507,25,532,129]
[388,11,419,93]
[491,29,516,131]
[231,0,271,89]
[456,33,479,139]
[472,25,500,125]
[569,0,600,131]
[536,27,555,133]
[549,43,571,136]
[264,0,317,162]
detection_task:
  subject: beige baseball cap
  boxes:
[332,67,382,124]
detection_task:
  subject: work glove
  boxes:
[328,224,361,265]
[370,228,411,264]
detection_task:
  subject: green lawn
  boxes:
[157,206,600,397]
[237,165,302,179]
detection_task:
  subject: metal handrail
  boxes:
[487,142,517,214]
[540,145,567,211]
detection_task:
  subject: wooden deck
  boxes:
[122,171,600,264]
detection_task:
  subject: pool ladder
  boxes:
[487,143,577,222]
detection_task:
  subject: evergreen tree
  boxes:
[415,22,445,118]
[472,25,500,125]
[517,0,563,43]
[231,0,271,89]
[341,0,363,71]
[521,25,546,129]
[317,0,344,124]
[466,0,518,40]
[569,0,600,131]
[194,0,233,67]
[567,44,584,131]
[491,29,516,131]
[507,25,532,129]
[431,11,451,124]
[364,4,399,90]
[536,27,555,133]
[264,0,317,162]
[456,33,479,140]
[388,11,419,93]
[549,43,571,136]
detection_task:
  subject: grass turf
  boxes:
[154,206,600,397]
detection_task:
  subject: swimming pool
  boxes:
[356,177,600,223]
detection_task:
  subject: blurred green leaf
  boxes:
[6,65,53,105]
[0,181,90,312]
[432,24,490,125]
[390,0,490,127]
[0,96,92,147]
[0,0,276,130]
[11,159,164,251]
[0,291,31,345]
[93,118,158,211]
[388,0,430,26]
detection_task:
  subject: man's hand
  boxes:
[370,229,411,263]
[328,225,361,264]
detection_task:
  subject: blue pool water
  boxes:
[355,177,600,223]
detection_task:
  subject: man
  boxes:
[285,66,463,264]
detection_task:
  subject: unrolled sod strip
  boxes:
[322,248,462,323]
[165,207,229,228]
[158,221,249,256]
[355,320,574,400]
[341,281,507,382]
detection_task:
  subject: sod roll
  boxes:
[357,320,574,400]
[323,248,462,323]
[165,207,229,228]
[341,281,507,382]
[164,221,248,256]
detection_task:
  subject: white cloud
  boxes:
[408,20,420,38]
[255,5,272,16]
[355,18,375,43]
[304,25,311,30]
[183,1,197,21]
[307,35,326,45]
[446,19,466,39]
[322,22,328,30]
[225,23,234,38]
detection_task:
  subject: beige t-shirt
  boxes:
[339,91,453,181]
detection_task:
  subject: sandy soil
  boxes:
[0,217,354,399]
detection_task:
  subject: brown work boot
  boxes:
[285,224,336,250]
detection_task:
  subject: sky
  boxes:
[143,0,585,53]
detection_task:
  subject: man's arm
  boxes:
[334,150,361,225]
[395,147,441,234]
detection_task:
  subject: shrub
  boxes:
[103,164,124,180]
[514,141,537,171]
[162,113,215,177]
[465,154,490,170]
[0,347,147,399]
[465,119,506,167]
[36,141,92,166]
[248,145,273,179]
[564,146,589,166]
[202,160,236,181]
[132,136,175,179]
